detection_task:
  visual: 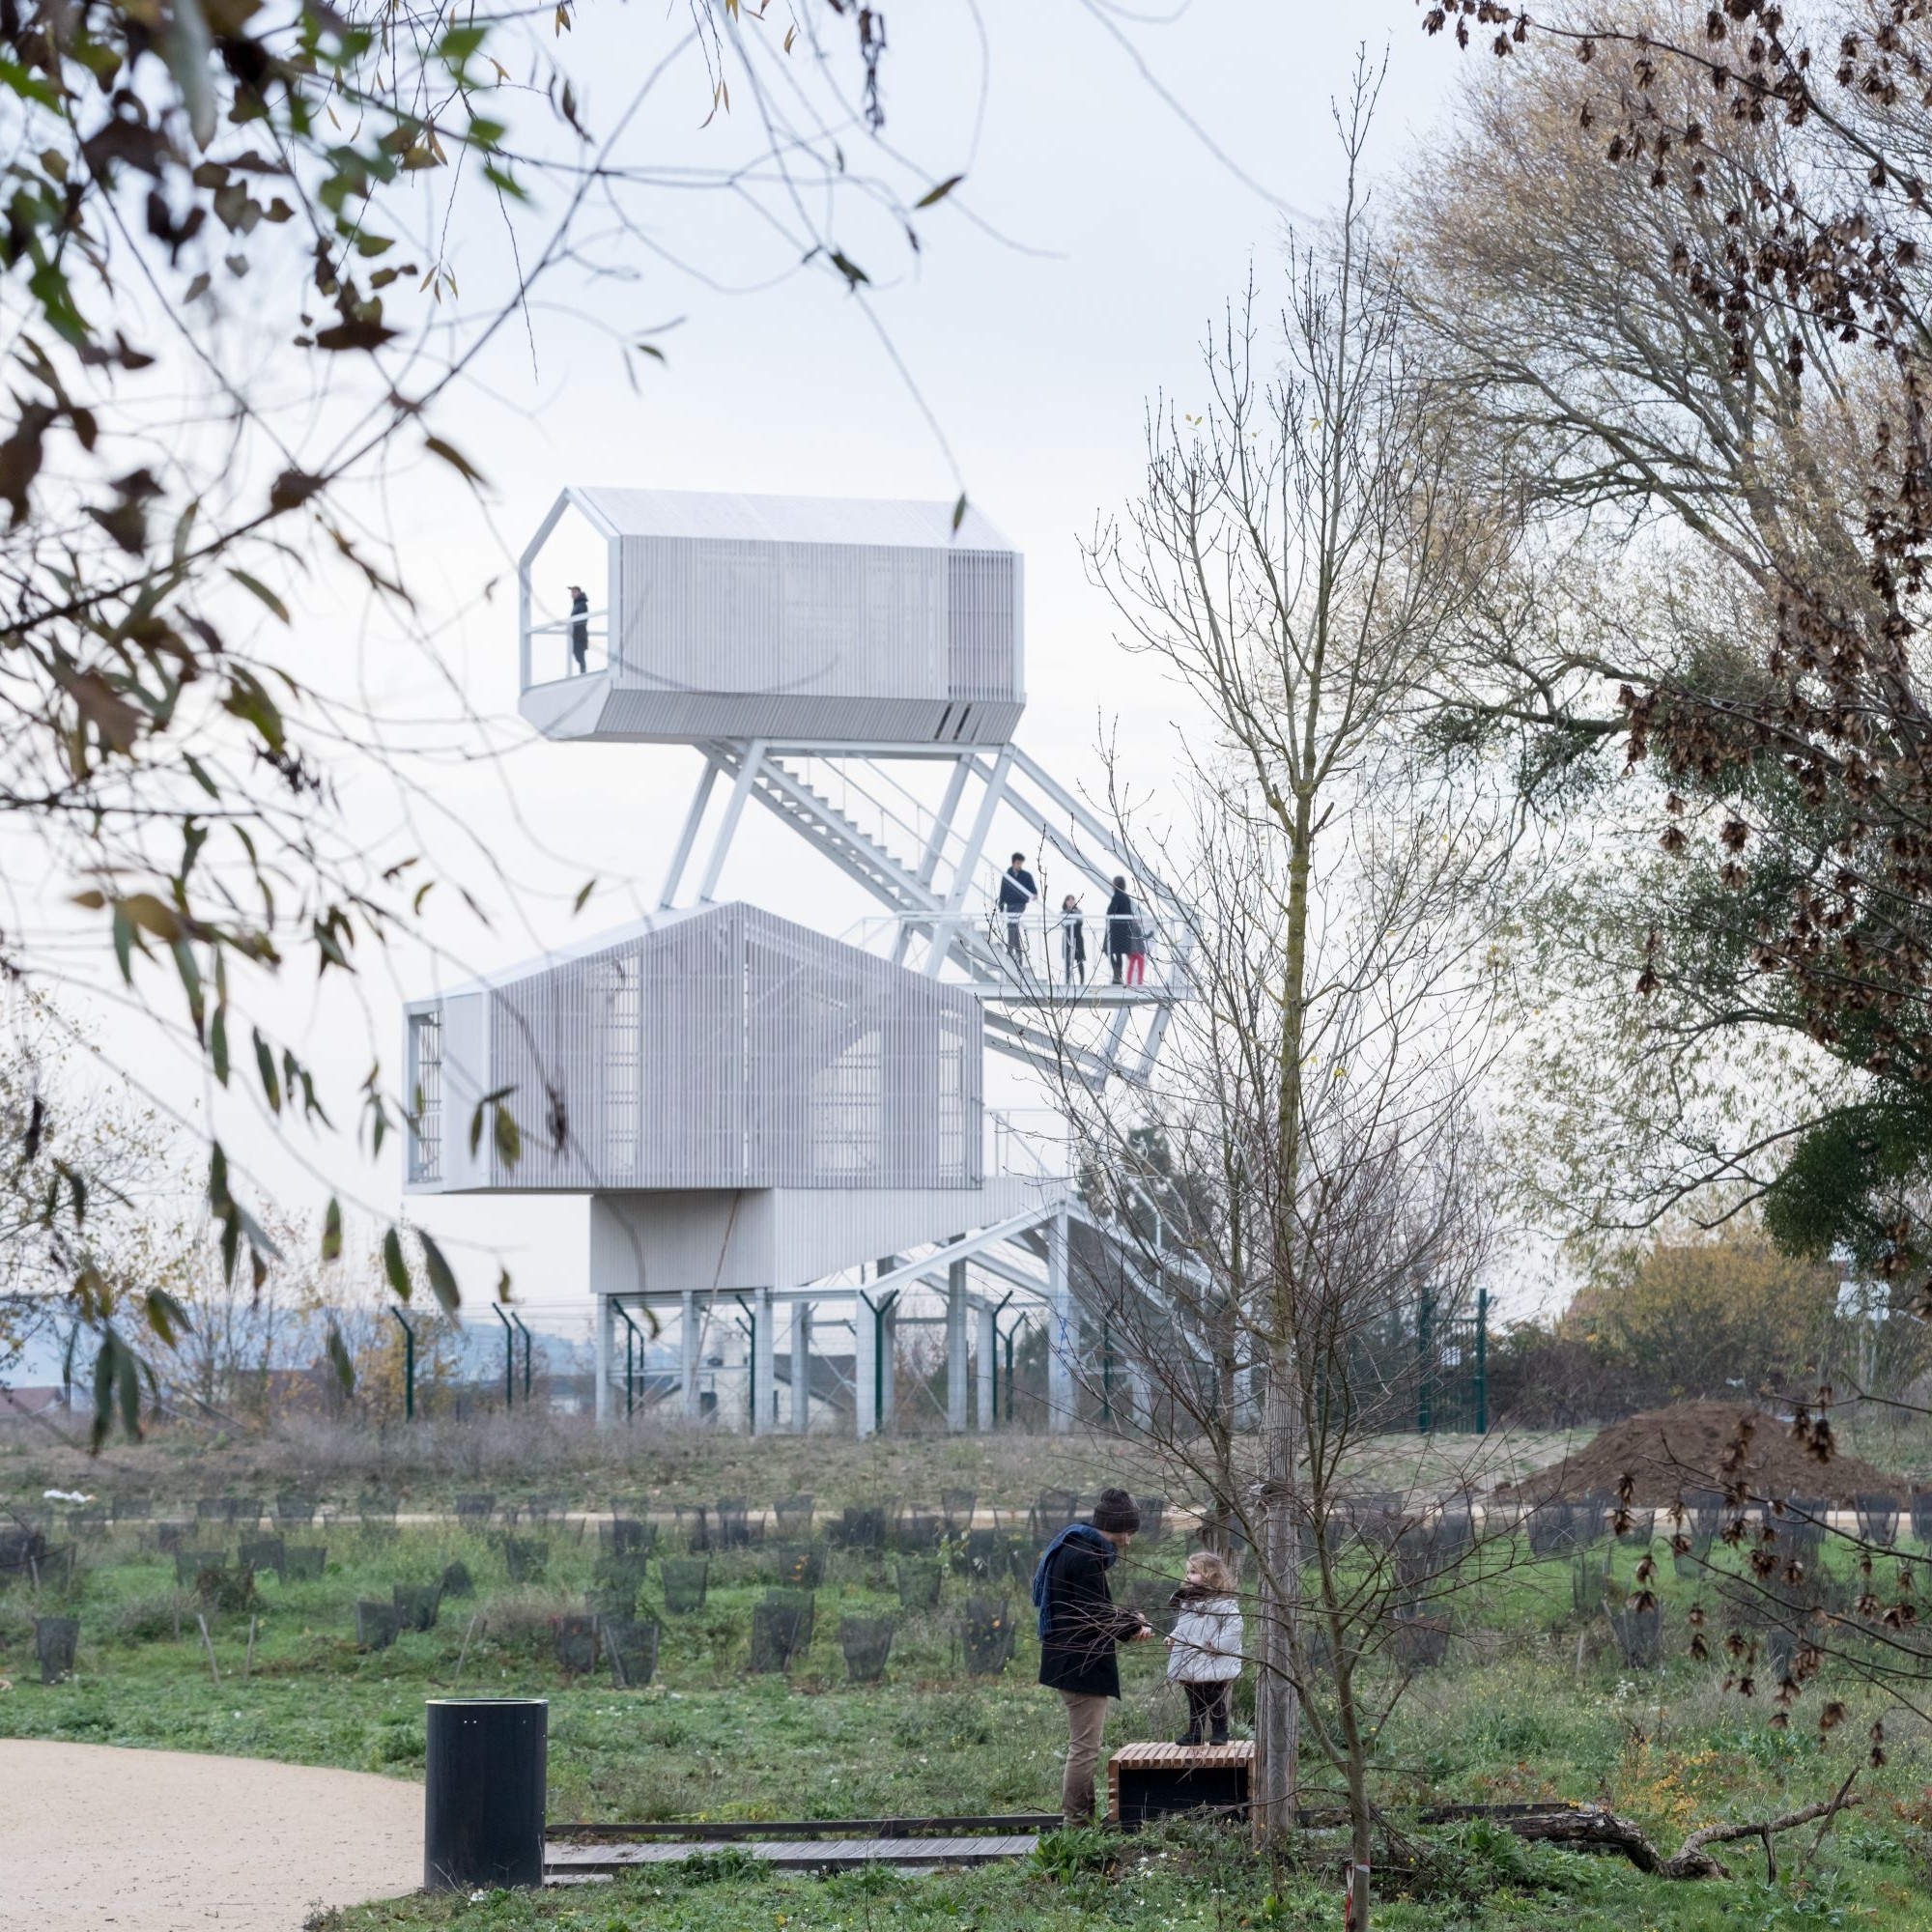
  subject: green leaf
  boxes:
[424,435,487,487]
[493,1103,522,1171]
[117,1341,141,1438]
[144,1289,191,1349]
[172,939,205,1041]
[914,174,964,209]
[253,1028,282,1115]
[326,1319,355,1395]
[91,1328,117,1450]
[383,1225,412,1300]
[227,567,291,623]
[418,1229,461,1315]
[573,877,596,914]
[322,1196,343,1263]
[160,0,215,148]
[210,1004,230,1085]
[496,1266,514,1303]
[952,493,968,534]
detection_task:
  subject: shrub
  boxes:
[1031,1826,1118,1880]
[107,1592,189,1645]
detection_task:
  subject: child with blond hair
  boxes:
[1165,1548,1243,1746]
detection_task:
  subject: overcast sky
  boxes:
[18,3,1505,1370]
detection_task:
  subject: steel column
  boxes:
[946,1249,969,1435]
[791,1300,812,1434]
[680,1289,699,1420]
[1045,1209,1072,1435]
[659,757,721,908]
[922,745,1014,977]
[696,740,766,903]
[593,1295,615,1428]
[752,1286,776,1435]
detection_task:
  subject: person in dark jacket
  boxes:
[568,583,589,674]
[1105,876,1137,984]
[998,852,1037,966]
[1032,1488,1151,1822]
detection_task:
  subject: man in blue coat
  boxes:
[1033,1488,1152,1823]
[997,852,1037,967]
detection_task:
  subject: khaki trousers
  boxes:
[1059,1690,1110,1824]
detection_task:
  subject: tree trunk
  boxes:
[1256,775,1316,1839]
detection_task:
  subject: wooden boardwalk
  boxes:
[547,1834,1040,1874]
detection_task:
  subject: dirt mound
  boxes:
[1501,1401,1906,1506]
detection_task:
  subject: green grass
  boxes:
[308,1812,1932,1932]
[8,1491,1932,1929]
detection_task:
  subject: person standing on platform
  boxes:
[998,852,1037,967]
[567,584,589,674]
[1059,894,1086,985]
[1106,876,1137,984]
[1033,1488,1153,1824]
[1125,910,1149,987]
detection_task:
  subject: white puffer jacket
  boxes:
[1166,1592,1243,1683]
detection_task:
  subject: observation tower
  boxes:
[405,487,1199,1435]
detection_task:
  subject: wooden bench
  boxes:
[1108,1740,1253,1828]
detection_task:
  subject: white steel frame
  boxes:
[497,484,1205,1432]
[655,739,1192,1087]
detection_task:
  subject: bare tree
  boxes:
[1400,0,1932,1296]
[1071,56,1521,1908]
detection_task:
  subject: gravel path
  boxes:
[1,1739,421,1930]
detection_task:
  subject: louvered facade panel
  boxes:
[636,912,744,1185]
[946,550,1020,702]
[406,904,981,1194]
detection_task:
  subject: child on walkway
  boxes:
[1166,1549,1243,1746]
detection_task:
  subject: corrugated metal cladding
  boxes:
[622,535,948,698]
[946,551,1020,702]
[464,904,981,1192]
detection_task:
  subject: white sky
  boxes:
[19,4,1540,1370]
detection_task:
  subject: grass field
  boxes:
[8,1417,1932,1929]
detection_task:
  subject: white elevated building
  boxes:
[519,488,1025,747]
[406,902,1076,1435]
[405,486,1204,1435]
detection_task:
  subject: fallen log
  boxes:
[1498,1780,1862,1881]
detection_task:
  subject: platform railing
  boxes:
[524,609,610,687]
[835,905,1185,999]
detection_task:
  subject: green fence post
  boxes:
[612,1302,643,1424]
[389,1308,415,1421]
[511,1313,533,1403]
[1417,1287,1434,1435]
[988,1293,1012,1432]
[493,1305,514,1411]
[1475,1287,1489,1435]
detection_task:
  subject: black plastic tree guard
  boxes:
[424,1699,548,1891]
